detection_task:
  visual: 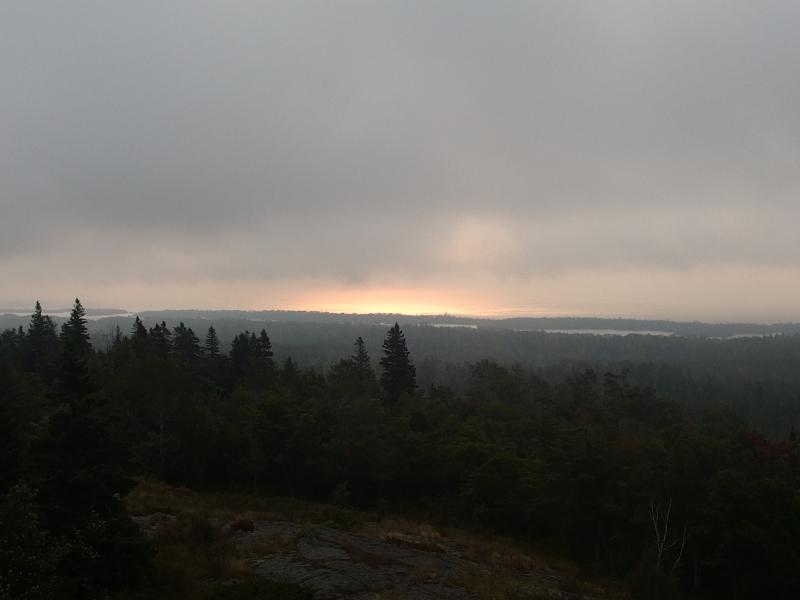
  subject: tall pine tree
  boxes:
[36,298,150,595]
[353,337,372,378]
[26,301,58,380]
[257,329,274,364]
[55,299,93,407]
[379,323,416,401]
[60,299,91,359]
[204,325,220,356]
[149,321,172,359]
[172,322,200,364]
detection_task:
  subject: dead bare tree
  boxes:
[649,497,688,573]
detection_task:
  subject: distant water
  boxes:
[430,323,478,329]
[518,328,775,339]
[518,328,674,336]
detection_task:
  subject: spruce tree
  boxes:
[60,298,92,361]
[353,336,373,381]
[229,332,251,380]
[130,316,148,356]
[379,323,416,401]
[55,299,93,407]
[258,329,274,369]
[172,322,200,364]
[205,325,220,356]
[131,316,147,339]
[27,301,57,379]
[38,298,150,594]
[352,336,378,396]
[149,321,172,359]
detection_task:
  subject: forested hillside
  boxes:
[2,300,800,598]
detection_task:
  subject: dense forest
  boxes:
[2,300,800,599]
[4,309,800,436]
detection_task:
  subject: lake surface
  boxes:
[520,328,675,336]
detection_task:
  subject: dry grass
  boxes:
[127,478,361,531]
[375,517,445,553]
[123,481,306,599]
[235,532,297,559]
[124,479,617,600]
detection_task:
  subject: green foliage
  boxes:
[0,483,67,600]
[59,298,92,362]
[329,336,379,398]
[380,323,416,401]
[24,301,58,382]
[205,325,220,356]
[32,401,152,597]
[0,360,47,492]
[54,298,94,407]
[173,322,201,365]
[5,302,800,598]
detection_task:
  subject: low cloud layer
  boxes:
[2,1,800,321]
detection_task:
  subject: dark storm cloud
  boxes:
[2,1,800,317]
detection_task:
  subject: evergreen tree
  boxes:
[130,316,148,356]
[258,329,273,359]
[379,323,416,401]
[149,321,172,359]
[59,298,92,362]
[328,336,378,397]
[26,301,58,379]
[55,299,93,407]
[204,325,220,357]
[0,327,25,366]
[111,324,124,352]
[352,337,374,382]
[0,361,32,493]
[33,395,150,596]
[0,483,67,599]
[39,302,149,595]
[172,322,200,364]
[229,332,252,381]
[257,329,275,372]
[131,316,147,339]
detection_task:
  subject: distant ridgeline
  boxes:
[1,308,797,338]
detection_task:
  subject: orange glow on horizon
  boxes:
[297,289,465,316]
[283,285,566,318]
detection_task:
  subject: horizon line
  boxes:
[1,304,798,327]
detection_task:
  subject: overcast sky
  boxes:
[2,1,800,321]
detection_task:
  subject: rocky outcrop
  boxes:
[133,514,600,600]
[239,521,475,600]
